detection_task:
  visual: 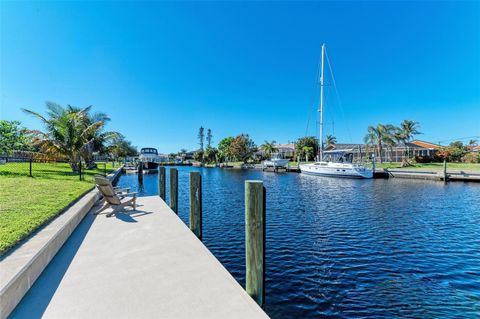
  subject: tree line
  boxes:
[188,120,479,165]
[437,140,479,163]
[190,127,329,164]
[0,102,138,171]
[192,127,258,164]
[190,121,421,165]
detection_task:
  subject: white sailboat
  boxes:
[299,44,373,179]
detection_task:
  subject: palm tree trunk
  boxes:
[69,161,79,172]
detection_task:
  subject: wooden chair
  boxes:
[95,176,137,217]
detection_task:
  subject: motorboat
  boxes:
[139,147,160,170]
[263,153,290,168]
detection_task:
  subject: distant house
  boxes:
[324,139,441,162]
[410,140,441,153]
[275,143,295,158]
[260,139,442,162]
[258,143,295,159]
[158,153,171,162]
[467,145,480,153]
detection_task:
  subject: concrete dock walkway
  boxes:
[10,196,268,319]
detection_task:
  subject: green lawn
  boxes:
[376,162,480,171]
[0,162,115,255]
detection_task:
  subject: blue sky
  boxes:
[1,1,479,152]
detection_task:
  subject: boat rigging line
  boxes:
[324,46,353,143]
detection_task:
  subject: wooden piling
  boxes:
[245,180,266,307]
[138,162,143,182]
[170,168,178,214]
[158,166,166,200]
[443,159,448,182]
[372,154,376,173]
[189,172,202,240]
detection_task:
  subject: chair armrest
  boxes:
[123,192,138,197]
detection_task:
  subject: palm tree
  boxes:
[23,102,107,171]
[302,146,314,162]
[398,120,421,142]
[107,136,137,159]
[81,111,120,168]
[364,124,396,163]
[260,140,278,159]
[394,120,421,165]
[468,139,478,147]
[325,135,337,149]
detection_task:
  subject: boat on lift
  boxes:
[299,44,373,179]
[263,152,290,168]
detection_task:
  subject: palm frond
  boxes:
[22,108,49,123]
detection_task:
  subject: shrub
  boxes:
[462,152,480,164]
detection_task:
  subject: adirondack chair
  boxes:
[95,176,137,217]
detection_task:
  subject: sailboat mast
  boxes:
[319,43,325,161]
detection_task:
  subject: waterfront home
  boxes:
[325,140,441,163]
[468,145,480,153]
[258,143,295,159]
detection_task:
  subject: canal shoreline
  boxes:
[178,163,480,183]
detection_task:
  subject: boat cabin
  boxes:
[270,152,285,160]
[140,148,158,155]
[322,150,354,163]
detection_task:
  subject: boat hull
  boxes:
[142,162,159,170]
[299,162,373,179]
[263,159,290,167]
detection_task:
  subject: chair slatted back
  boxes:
[95,176,121,205]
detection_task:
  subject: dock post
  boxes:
[443,159,448,182]
[158,166,166,200]
[245,180,266,307]
[189,172,202,240]
[170,168,178,214]
[138,162,143,182]
[372,154,376,173]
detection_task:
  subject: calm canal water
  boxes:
[117,167,480,319]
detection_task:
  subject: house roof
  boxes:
[272,140,441,152]
[276,143,295,150]
[327,141,439,150]
[325,143,363,151]
[410,140,441,149]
